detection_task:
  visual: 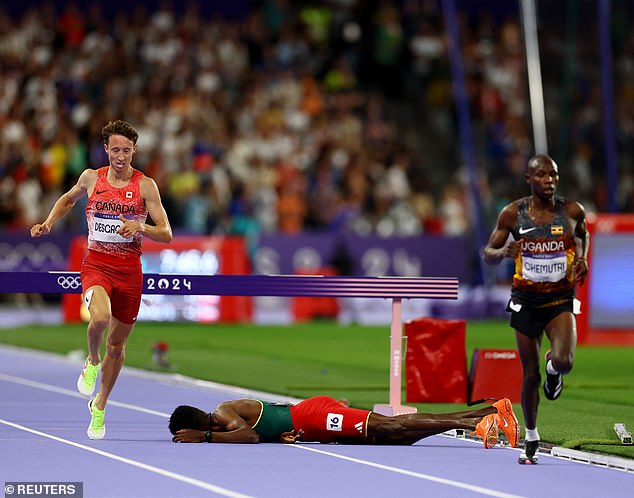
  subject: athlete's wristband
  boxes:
[204,430,213,443]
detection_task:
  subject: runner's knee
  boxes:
[551,353,573,374]
[106,340,126,358]
[89,315,110,332]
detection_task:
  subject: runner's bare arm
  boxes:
[483,203,522,265]
[568,201,590,285]
[118,176,172,242]
[209,403,260,443]
[172,403,260,444]
[30,170,96,237]
[171,426,260,443]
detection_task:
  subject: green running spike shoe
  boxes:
[87,398,106,440]
[77,358,99,398]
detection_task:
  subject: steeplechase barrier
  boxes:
[1,271,459,415]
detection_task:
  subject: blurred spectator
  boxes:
[0,0,632,245]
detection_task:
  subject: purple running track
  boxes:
[1,346,633,498]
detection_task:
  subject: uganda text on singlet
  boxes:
[251,401,294,442]
[85,167,147,258]
[511,196,576,307]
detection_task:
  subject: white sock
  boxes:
[546,359,558,375]
[525,428,540,441]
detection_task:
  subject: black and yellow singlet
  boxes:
[251,401,295,442]
[511,196,576,307]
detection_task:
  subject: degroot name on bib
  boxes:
[92,213,133,243]
[522,253,566,283]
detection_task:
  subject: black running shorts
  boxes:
[507,300,574,338]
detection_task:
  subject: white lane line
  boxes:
[0,418,253,498]
[0,373,167,417]
[1,371,521,497]
[289,445,526,498]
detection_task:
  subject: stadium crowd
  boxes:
[1,0,633,241]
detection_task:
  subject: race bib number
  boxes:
[326,413,344,432]
[522,253,567,283]
[92,213,132,243]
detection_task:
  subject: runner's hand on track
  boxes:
[172,429,205,443]
[279,429,303,444]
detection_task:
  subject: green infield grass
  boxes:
[1,319,632,459]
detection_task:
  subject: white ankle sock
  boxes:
[525,428,540,441]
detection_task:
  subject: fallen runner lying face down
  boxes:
[169,395,519,448]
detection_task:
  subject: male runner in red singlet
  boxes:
[168,396,520,449]
[483,154,589,464]
[31,120,172,439]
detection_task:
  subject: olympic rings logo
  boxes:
[57,276,82,290]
